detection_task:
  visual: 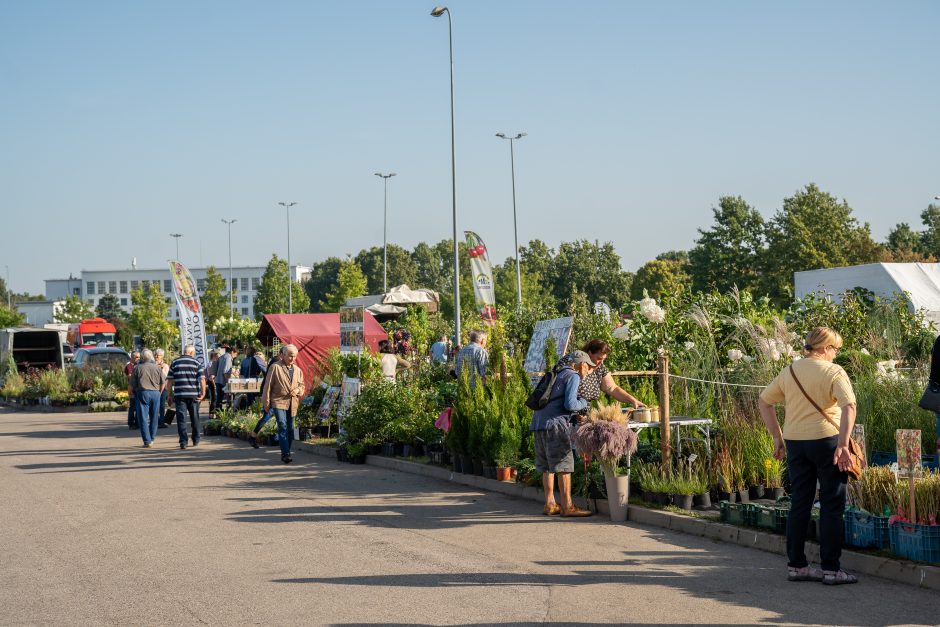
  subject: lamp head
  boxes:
[517,132,527,139]
[495,133,506,138]
[389,172,397,178]
[430,6,447,17]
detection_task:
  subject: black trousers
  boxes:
[175,397,201,445]
[785,436,847,572]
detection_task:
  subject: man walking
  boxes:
[125,350,141,430]
[260,344,305,464]
[455,330,489,385]
[212,346,238,415]
[128,349,166,448]
[167,345,206,450]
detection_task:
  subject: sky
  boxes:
[2,1,938,295]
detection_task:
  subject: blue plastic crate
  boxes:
[844,511,890,549]
[869,451,939,470]
[889,522,940,564]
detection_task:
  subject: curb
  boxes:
[293,440,940,591]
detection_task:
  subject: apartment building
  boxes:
[44,265,311,320]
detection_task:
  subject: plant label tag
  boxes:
[687,454,698,464]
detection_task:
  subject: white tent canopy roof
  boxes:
[794,263,940,327]
[345,285,439,309]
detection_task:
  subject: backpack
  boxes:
[525,364,562,410]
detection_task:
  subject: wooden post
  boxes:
[658,353,670,470]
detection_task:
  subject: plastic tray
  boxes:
[844,511,890,549]
[889,522,940,564]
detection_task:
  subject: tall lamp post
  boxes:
[374,172,397,293]
[495,132,526,308]
[431,5,461,345]
[278,202,298,313]
[221,219,237,317]
[169,233,183,261]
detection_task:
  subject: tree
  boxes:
[688,196,766,293]
[630,258,690,301]
[95,294,126,323]
[547,240,633,310]
[0,305,25,327]
[320,259,369,312]
[128,284,177,350]
[918,204,940,259]
[355,244,418,294]
[304,257,343,313]
[254,253,310,320]
[885,222,930,262]
[201,266,231,326]
[411,241,449,294]
[54,295,95,323]
[761,184,882,305]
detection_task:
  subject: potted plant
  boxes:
[493,415,521,481]
[715,440,736,503]
[571,401,638,522]
[346,442,367,464]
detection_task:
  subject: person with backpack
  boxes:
[529,350,595,517]
[559,340,645,409]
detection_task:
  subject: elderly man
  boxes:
[260,344,305,464]
[455,330,489,385]
[129,349,167,448]
[529,350,596,517]
[125,350,141,430]
[167,345,206,450]
[212,345,239,415]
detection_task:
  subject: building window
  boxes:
[197,278,206,291]
[240,277,248,291]
[164,280,171,293]
[251,277,259,290]
[97,281,106,294]
[120,280,128,293]
[120,298,127,306]
[231,278,238,291]
[109,281,117,294]
[240,295,247,303]
[87,282,95,295]
[131,280,139,291]
[241,307,248,316]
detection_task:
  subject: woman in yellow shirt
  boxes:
[758,327,858,586]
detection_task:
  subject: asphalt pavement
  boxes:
[1,407,939,626]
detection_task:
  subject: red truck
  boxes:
[66,318,117,349]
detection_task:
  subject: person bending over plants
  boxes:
[559,340,645,409]
[530,350,595,517]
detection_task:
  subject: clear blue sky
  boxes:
[2,1,938,294]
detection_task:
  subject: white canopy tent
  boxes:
[344,285,440,320]
[794,263,940,327]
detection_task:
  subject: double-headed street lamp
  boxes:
[430,5,461,345]
[496,132,526,308]
[278,202,298,313]
[374,172,397,293]
[169,233,183,261]
[221,219,237,317]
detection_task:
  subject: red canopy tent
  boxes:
[255,313,387,391]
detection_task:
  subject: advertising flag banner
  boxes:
[168,261,209,369]
[464,231,496,322]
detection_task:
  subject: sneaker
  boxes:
[180,443,187,450]
[788,565,824,582]
[560,505,592,518]
[281,455,293,464]
[822,570,858,586]
[143,442,154,448]
[191,440,199,447]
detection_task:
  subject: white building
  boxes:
[44,265,311,321]
[14,300,66,327]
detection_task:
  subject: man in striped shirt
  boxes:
[167,345,206,450]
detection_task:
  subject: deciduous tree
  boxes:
[254,254,310,320]
[95,294,126,323]
[54,295,95,323]
[320,259,368,312]
[688,196,766,293]
[128,285,177,350]
[200,266,231,326]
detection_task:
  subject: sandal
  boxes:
[822,570,858,586]
[787,565,823,582]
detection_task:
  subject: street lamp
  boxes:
[374,172,397,293]
[169,233,183,261]
[278,202,298,313]
[221,219,237,317]
[495,132,526,308]
[431,5,461,345]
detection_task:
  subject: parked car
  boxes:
[71,347,130,372]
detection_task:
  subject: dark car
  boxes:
[72,347,131,372]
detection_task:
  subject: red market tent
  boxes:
[255,313,387,391]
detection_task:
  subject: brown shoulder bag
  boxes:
[788,365,865,480]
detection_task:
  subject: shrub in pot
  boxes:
[571,404,638,522]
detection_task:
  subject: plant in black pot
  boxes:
[346,442,367,464]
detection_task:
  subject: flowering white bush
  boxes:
[683,341,695,351]
[757,338,791,362]
[727,349,744,362]
[612,323,632,340]
[639,297,666,324]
